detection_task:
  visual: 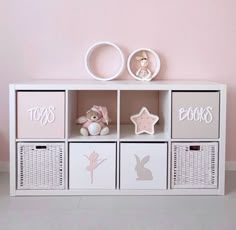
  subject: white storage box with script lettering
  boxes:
[69,142,116,189]
[172,92,220,139]
[17,91,65,139]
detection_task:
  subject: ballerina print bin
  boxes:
[69,142,116,189]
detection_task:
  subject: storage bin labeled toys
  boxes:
[69,142,116,189]
[17,91,65,139]
[120,142,167,189]
[172,92,220,139]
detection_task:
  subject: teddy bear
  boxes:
[76,105,110,136]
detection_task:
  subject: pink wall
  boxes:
[1,0,236,161]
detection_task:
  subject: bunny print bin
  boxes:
[120,143,167,189]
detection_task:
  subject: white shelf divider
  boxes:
[116,90,121,189]
[117,90,120,140]
[9,85,16,196]
[16,139,66,142]
[167,90,172,189]
[64,90,69,190]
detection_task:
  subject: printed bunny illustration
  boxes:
[136,51,152,81]
[84,151,107,184]
[135,154,153,180]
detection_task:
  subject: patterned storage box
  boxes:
[171,142,218,189]
[17,143,65,190]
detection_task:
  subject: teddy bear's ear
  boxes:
[76,116,87,124]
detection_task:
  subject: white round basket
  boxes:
[85,41,125,81]
[127,48,161,81]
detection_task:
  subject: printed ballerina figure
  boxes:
[135,51,152,81]
[84,151,107,184]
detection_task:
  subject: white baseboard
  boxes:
[1,161,236,173]
[0,161,9,172]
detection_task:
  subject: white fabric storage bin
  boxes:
[17,142,65,190]
[172,92,220,139]
[171,142,218,189]
[120,142,168,190]
[69,142,116,190]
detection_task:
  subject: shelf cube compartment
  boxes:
[17,142,65,190]
[120,142,167,189]
[17,91,65,139]
[171,142,218,189]
[120,90,170,141]
[69,142,116,189]
[172,92,220,139]
[68,90,118,140]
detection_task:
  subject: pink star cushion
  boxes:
[130,107,159,135]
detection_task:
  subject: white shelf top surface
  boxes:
[10,79,226,90]
[69,124,168,142]
[120,124,168,141]
[69,124,118,141]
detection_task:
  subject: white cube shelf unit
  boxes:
[9,80,227,196]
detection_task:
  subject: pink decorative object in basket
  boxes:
[130,107,159,135]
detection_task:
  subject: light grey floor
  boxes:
[0,172,236,230]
